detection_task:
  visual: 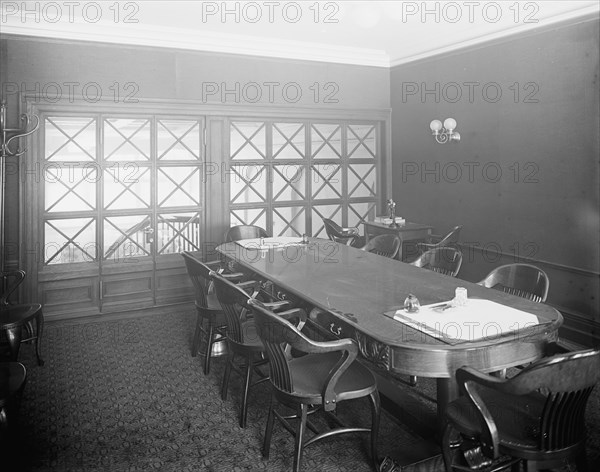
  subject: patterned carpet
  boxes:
[6,310,600,472]
[9,311,425,472]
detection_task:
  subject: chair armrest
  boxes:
[289,334,359,411]
[236,280,262,299]
[0,270,26,305]
[262,300,292,312]
[320,338,358,411]
[456,366,502,459]
[340,227,359,236]
[416,242,437,253]
[221,272,245,281]
[277,307,307,330]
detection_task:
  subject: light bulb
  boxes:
[452,131,461,141]
[429,120,442,132]
[443,118,457,131]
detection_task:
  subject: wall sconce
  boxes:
[1,101,40,158]
[430,118,460,144]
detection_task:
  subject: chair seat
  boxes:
[0,304,43,328]
[288,351,377,403]
[446,389,546,452]
[236,319,264,350]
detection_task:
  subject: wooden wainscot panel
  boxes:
[155,266,194,305]
[101,271,154,310]
[41,276,99,315]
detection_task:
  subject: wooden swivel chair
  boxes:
[322,218,362,247]
[0,271,44,366]
[181,252,257,374]
[210,272,289,428]
[477,264,549,303]
[410,247,463,277]
[224,225,268,242]
[249,298,381,472]
[361,234,402,259]
[442,345,600,472]
[416,225,463,254]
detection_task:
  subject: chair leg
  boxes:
[35,311,44,366]
[239,358,254,428]
[221,351,234,401]
[262,394,276,459]
[203,320,215,375]
[191,313,204,357]
[441,424,457,472]
[368,391,381,469]
[293,404,308,472]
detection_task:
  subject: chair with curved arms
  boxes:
[181,251,255,374]
[224,225,269,242]
[210,271,289,428]
[410,247,463,277]
[442,345,600,472]
[416,225,463,254]
[322,218,362,247]
[361,234,402,260]
[0,271,44,366]
[477,263,549,303]
[248,298,380,472]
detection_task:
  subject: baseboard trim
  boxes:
[44,302,195,324]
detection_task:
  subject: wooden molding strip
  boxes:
[457,242,600,278]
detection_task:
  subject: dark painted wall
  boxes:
[0,35,390,268]
[390,16,600,340]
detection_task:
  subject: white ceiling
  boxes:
[1,1,599,67]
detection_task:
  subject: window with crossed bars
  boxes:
[228,120,379,239]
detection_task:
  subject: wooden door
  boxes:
[28,111,206,318]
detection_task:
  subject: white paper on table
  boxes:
[391,298,540,344]
[234,237,304,250]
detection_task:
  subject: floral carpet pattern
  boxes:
[8,310,600,472]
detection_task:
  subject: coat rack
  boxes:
[0,100,40,271]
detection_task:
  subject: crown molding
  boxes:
[1,3,597,68]
[390,4,600,67]
[0,16,390,67]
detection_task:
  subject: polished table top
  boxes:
[216,239,563,379]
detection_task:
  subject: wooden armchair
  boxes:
[416,225,463,254]
[249,298,380,472]
[0,271,44,366]
[181,251,252,374]
[209,272,289,428]
[322,218,362,247]
[442,345,600,472]
[410,247,463,277]
[224,225,268,242]
[477,263,549,303]
[361,234,402,259]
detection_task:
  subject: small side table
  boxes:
[0,304,44,366]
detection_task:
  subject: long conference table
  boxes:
[216,238,563,430]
